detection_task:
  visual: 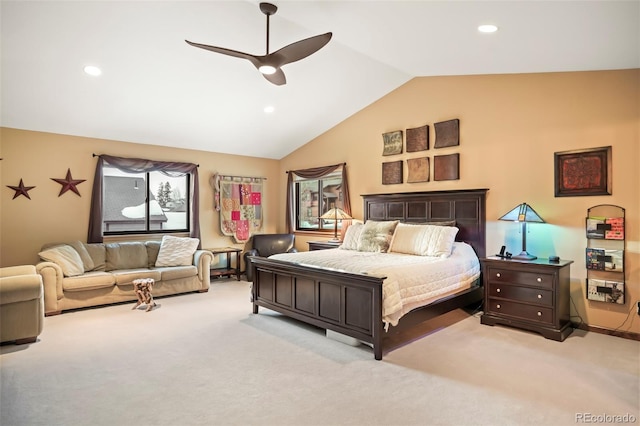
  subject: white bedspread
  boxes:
[269,242,480,328]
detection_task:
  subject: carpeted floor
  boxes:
[1,279,638,426]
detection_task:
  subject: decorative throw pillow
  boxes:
[356,220,399,253]
[340,222,364,250]
[155,236,200,267]
[389,223,459,257]
[38,245,85,277]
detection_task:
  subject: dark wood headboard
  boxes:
[362,189,488,258]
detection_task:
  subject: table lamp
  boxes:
[499,202,545,260]
[320,207,352,242]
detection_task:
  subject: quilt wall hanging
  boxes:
[214,173,264,243]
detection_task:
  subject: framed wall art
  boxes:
[434,119,459,148]
[434,153,460,181]
[382,160,403,185]
[554,146,611,197]
[407,157,429,183]
[406,125,429,152]
[382,130,403,156]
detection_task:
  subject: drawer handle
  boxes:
[496,288,501,293]
[537,294,542,299]
[537,277,542,283]
[537,311,542,316]
[496,304,501,309]
[496,273,501,278]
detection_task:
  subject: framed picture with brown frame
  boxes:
[554,146,612,197]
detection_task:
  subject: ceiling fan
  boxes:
[185,2,332,86]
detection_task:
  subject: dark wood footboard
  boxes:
[250,256,387,359]
[251,256,483,359]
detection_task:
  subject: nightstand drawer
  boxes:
[488,283,553,307]
[487,299,553,325]
[487,267,553,289]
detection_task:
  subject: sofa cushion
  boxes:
[68,241,95,272]
[155,236,200,267]
[39,245,85,277]
[112,269,162,286]
[84,243,106,271]
[62,271,115,292]
[105,242,148,271]
[145,241,162,267]
[157,265,198,281]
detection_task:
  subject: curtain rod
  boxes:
[92,153,199,167]
[217,174,267,181]
[285,162,346,174]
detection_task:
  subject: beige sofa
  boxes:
[36,240,213,316]
[0,265,44,344]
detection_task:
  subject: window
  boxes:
[102,165,190,234]
[295,172,343,231]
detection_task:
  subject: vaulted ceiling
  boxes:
[2,1,638,159]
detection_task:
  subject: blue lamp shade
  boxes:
[499,203,545,260]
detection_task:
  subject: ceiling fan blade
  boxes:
[262,68,286,86]
[185,40,259,65]
[272,32,332,66]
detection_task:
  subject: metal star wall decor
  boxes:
[51,168,86,196]
[7,179,36,200]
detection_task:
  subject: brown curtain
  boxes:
[88,154,200,244]
[286,163,351,233]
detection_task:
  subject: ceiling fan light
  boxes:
[83,65,102,76]
[259,65,277,75]
[478,24,498,33]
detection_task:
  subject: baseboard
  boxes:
[573,323,640,341]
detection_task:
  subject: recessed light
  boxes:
[84,65,102,76]
[264,106,275,113]
[478,24,498,33]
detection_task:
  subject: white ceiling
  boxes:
[2,1,638,160]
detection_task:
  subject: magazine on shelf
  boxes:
[605,217,624,240]
[587,279,625,304]
[586,216,625,240]
[586,217,606,239]
[585,248,624,271]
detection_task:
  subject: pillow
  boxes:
[38,245,85,277]
[68,241,95,272]
[356,220,399,253]
[155,236,200,267]
[340,222,364,250]
[105,242,148,271]
[389,223,459,257]
[422,220,456,227]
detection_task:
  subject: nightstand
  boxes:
[308,240,342,251]
[480,257,574,341]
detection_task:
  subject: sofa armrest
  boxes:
[0,265,37,277]
[194,250,214,289]
[0,273,43,305]
[36,262,64,314]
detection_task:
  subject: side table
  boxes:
[480,257,574,341]
[207,247,242,281]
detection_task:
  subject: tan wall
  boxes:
[0,128,281,266]
[279,69,640,334]
[1,69,638,333]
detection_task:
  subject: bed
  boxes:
[249,189,487,360]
